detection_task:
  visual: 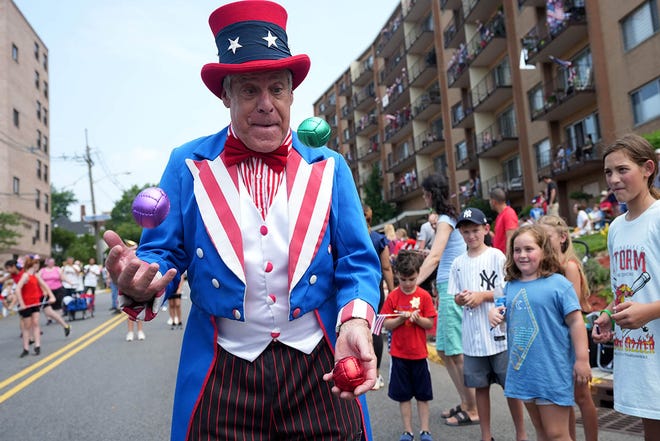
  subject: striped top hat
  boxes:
[201,0,311,99]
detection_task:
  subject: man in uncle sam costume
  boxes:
[103,1,381,440]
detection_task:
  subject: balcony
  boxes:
[485,173,524,195]
[405,20,434,54]
[404,0,432,21]
[531,65,596,121]
[317,98,336,116]
[414,130,444,155]
[412,88,442,121]
[376,13,405,58]
[387,142,416,173]
[341,103,353,120]
[521,2,588,65]
[451,95,475,128]
[353,58,374,87]
[471,63,512,112]
[383,77,410,115]
[443,12,466,49]
[441,0,462,10]
[537,141,604,181]
[338,81,352,97]
[447,57,470,88]
[352,85,376,112]
[390,169,422,202]
[384,107,414,145]
[518,0,546,6]
[342,126,355,144]
[465,12,506,68]
[476,117,518,158]
[408,52,437,88]
[357,140,380,162]
[455,134,479,170]
[463,0,500,24]
[355,113,379,137]
[379,48,407,87]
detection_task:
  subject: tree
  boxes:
[643,129,660,150]
[0,212,21,252]
[50,185,78,220]
[363,163,396,224]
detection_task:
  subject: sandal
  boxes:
[445,410,479,426]
[440,404,462,419]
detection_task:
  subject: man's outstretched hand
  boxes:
[103,230,177,303]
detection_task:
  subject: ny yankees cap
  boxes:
[456,207,488,228]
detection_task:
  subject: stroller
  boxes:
[62,290,95,320]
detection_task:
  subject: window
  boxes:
[44,194,49,213]
[37,160,42,179]
[13,109,19,128]
[34,42,39,60]
[503,155,522,185]
[35,71,40,89]
[44,164,48,181]
[43,136,48,153]
[37,129,42,149]
[621,0,659,51]
[12,43,18,62]
[34,222,40,244]
[455,140,468,162]
[565,112,601,149]
[13,177,20,194]
[43,108,48,125]
[37,101,41,120]
[631,78,660,125]
[35,189,41,209]
[498,107,517,137]
[43,53,48,71]
[535,138,552,169]
[44,81,48,99]
[44,224,49,242]
[528,84,544,116]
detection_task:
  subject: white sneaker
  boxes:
[372,375,385,391]
[167,317,173,326]
[126,331,134,342]
[173,316,180,326]
[137,331,146,341]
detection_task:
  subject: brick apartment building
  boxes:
[314,0,660,231]
[0,0,52,262]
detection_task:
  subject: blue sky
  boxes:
[13,0,399,216]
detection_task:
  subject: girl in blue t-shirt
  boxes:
[489,224,591,440]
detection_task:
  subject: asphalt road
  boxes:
[0,290,642,440]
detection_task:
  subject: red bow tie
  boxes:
[222,134,288,173]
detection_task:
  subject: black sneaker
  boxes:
[64,325,71,337]
[34,346,40,355]
[20,349,29,358]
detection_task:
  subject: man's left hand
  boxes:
[323,318,376,399]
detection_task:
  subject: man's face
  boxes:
[222,70,293,153]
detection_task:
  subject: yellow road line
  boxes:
[0,313,126,402]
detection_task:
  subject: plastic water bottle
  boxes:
[493,286,506,341]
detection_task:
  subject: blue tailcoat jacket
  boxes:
[136,127,381,440]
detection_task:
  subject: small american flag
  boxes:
[372,313,400,335]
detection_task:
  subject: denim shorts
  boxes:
[463,351,508,388]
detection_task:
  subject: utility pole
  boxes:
[84,129,103,265]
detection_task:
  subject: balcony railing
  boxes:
[521,1,587,65]
[412,88,441,120]
[531,64,596,121]
[470,62,512,111]
[405,20,434,54]
[414,130,444,155]
[465,11,506,68]
[485,173,524,195]
[376,13,404,57]
[408,52,437,87]
[384,106,413,143]
[462,0,500,25]
[380,48,406,86]
[476,116,518,156]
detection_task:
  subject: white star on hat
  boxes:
[262,31,278,48]
[227,37,242,54]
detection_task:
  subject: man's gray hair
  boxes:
[489,187,507,203]
[222,70,293,97]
